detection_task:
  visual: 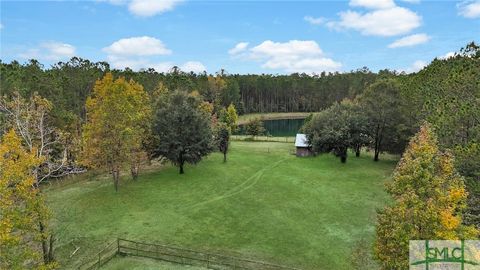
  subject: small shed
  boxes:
[295,133,312,157]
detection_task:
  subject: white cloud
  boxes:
[388,33,430,48]
[304,16,325,25]
[103,36,171,56]
[108,58,205,73]
[101,0,182,17]
[228,42,249,55]
[404,60,427,73]
[349,0,395,9]
[232,40,342,74]
[0,23,3,30]
[439,51,456,59]
[327,7,421,36]
[181,61,206,73]
[19,41,76,61]
[458,1,480,18]
[104,36,177,72]
[128,0,182,17]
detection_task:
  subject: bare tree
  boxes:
[0,91,85,264]
[0,92,85,183]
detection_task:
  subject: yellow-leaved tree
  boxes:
[0,129,56,269]
[82,73,150,191]
[374,123,478,269]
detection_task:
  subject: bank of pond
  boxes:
[235,118,305,137]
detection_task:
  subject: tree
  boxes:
[454,143,480,228]
[214,122,230,162]
[220,79,240,107]
[359,79,405,161]
[373,124,478,270]
[151,90,213,174]
[1,92,81,264]
[0,130,56,269]
[0,92,84,183]
[304,102,351,163]
[82,73,150,191]
[220,103,238,133]
[244,118,266,138]
[342,100,371,157]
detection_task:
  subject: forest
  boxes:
[0,42,479,269]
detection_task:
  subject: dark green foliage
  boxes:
[305,103,351,163]
[453,143,480,228]
[358,79,407,161]
[151,91,213,174]
[214,123,230,162]
[399,42,480,228]
[304,100,370,163]
[221,80,240,107]
[244,118,266,138]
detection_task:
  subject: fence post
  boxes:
[206,254,210,268]
[136,242,139,256]
[117,238,120,254]
[98,254,101,269]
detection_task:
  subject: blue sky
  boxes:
[1,0,479,74]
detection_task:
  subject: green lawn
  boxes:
[103,256,207,270]
[46,142,397,269]
[237,112,313,124]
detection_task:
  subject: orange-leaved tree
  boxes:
[374,123,478,269]
[82,73,150,191]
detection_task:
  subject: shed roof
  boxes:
[295,133,309,147]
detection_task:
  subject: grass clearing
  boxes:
[46,142,397,269]
[103,255,207,270]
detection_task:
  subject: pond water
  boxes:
[236,118,305,137]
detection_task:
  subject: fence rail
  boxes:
[231,135,295,143]
[78,240,117,270]
[78,238,300,270]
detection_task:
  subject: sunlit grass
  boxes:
[46,142,397,269]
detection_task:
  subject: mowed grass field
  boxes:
[45,142,397,269]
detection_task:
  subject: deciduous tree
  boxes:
[374,124,478,269]
[214,122,230,162]
[82,73,150,190]
[151,90,213,174]
[304,102,351,163]
[244,118,266,138]
[0,130,56,269]
[359,79,405,161]
[219,103,238,133]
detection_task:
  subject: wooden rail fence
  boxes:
[231,135,296,143]
[78,238,300,270]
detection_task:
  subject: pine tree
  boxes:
[374,124,478,269]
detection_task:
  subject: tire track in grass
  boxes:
[183,157,288,210]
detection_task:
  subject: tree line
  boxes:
[0,42,479,269]
[0,71,240,268]
[299,43,479,269]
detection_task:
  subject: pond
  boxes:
[236,118,306,137]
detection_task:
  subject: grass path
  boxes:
[46,142,397,269]
[184,157,288,210]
